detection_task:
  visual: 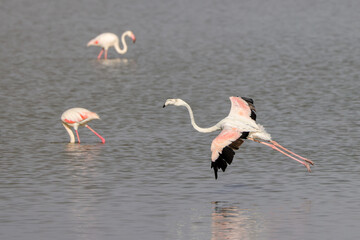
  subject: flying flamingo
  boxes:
[87,31,136,59]
[163,97,314,179]
[61,108,105,144]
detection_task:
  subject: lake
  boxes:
[0,0,360,239]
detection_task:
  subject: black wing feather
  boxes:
[241,97,256,121]
[211,146,235,179]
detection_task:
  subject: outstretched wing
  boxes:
[228,96,256,121]
[210,127,249,179]
[210,97,257,179]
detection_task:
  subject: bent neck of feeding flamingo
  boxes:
[62,122,75,143]
[183,102,220,133]
[114,33,128,54]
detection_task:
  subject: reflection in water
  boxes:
[211,202,263,240]
[95,58,136,67]
[64,143,106,239]
[64,143,103,161]
[211,201,313,240]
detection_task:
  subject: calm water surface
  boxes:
[1,0,360,239]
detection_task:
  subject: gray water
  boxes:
[1,0,360,239]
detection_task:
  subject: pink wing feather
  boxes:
[228,96,256,121]
[210,128,246,179]
[210,97,256,179]
[61,108,98,126]
[211,128,241,162]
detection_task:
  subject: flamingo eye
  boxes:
[94,40,99,44]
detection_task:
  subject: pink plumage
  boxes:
[164,97,314,179]
[61,108,105,144]
[87,31,136,59]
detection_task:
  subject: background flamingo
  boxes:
[61,108,105,144]
[163,97,314,179]
[87,31,136,59]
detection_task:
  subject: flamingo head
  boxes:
[124,31,136,43]
[87,38,100,47]
[163,98,187,108]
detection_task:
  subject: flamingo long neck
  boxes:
[114,33,128,54]
[62,123,75,143]
[183,102,220,133]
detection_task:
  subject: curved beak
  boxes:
[131,34,136,43]
[163,99,170,108]
[87,40,93,47]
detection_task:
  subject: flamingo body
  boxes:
[163,97,314,179]
[87,31,136,59]
[61,108,105,144]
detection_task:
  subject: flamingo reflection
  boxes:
[211,203,262,240]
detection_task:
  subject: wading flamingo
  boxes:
[61,108,105,144]
[87,31,136,59]
[163,97,314,179]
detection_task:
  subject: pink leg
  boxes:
[86,125,105,144]
[75,130,81,144]
[260,141,311,172]
[97,49,104,59]
[271,141,314,165]
[104,50,108,59]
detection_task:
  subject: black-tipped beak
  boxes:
[163,104,166,108]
